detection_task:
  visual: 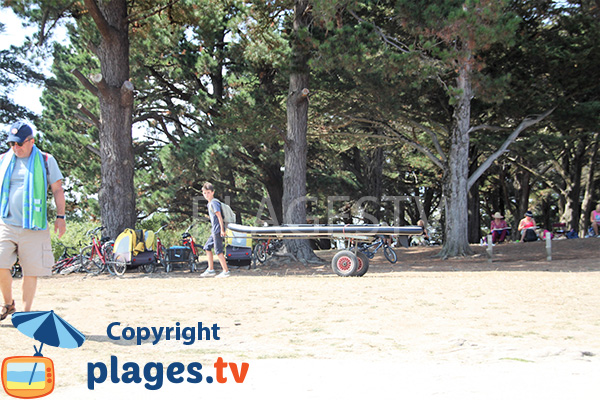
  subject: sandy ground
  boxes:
[1,237,599,399]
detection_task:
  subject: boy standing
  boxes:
[200,182,230,278]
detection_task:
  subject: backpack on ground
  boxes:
[523,228,538,242]
[210,199,236,227]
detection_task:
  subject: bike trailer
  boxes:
[114,228,156,266]
[226,229,252,248]
[166,246,192,266]
[225,245,252,265]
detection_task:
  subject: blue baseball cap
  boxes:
[7,122,34,144]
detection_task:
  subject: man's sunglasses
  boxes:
[8,138,33,147]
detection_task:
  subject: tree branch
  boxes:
[77,103,100,127]
[348,116,446,170]
[128,0,181,24]
[468,108,555,190]
[347,9,411,53]
[83,0,113,39]
[290,88,309,105]
[90,73,110,96]
[71,69,98,96]
[85,144,101,157]
[120,80,134,107]
[396,116,448,163]
[507,156,565,196]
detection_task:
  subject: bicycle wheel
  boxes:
[189,252,197,272]
[331,250,358,277]
[158,249,169,272]
[111,260,127,276]
[253,242,267,263]
[10,265,17,278]
[52,258,69,274]
[383,246,397,263]
[80,245,102,274]
[100,242,114,274]
[354,252,370,277]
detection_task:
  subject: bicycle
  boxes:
[181,224,200,272]
[80,226,118,275]
[151,224,168,273]
[52,242,84,275]
[253,238,284,263]
[358,236,397,264]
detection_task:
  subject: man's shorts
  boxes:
[203,233,224,255]
[0,223,54,277]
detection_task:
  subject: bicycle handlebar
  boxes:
[184,224,195,233]
[85,226,106,238]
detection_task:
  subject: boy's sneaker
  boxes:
[216,271,230,278]
[200,269,216,277]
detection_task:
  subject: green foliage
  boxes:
[49,220,98,259]
[2,0,598,241]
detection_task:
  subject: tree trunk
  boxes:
[579,132,599,236]
[515,168,531,237]
[365,146,384,222]
[282,0,318,263]
[84,0,135,238]
[560,138,587,230]
[468,183,480,244]
[439,60,473,258]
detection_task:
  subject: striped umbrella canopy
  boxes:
[11,310,86,352]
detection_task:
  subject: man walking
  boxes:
[0,122,65,320]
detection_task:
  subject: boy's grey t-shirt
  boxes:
[207,199,222,235]
[3,154,64,227]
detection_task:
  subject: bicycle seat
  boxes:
[181,233,191,239]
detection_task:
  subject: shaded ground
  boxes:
[240,236,599,275]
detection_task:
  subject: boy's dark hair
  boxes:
[202,182,214,192]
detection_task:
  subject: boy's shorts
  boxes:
[0,223,54,277]
[203,234,224,255]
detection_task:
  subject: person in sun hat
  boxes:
[518,210,538,242]
[0,122,66,321]
[490,212,509,244]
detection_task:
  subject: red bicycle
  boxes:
[52,242,84,275]
[253,238,283,263]
[154,225,168,271]
[80,226,117,275]
[181,224,200,272]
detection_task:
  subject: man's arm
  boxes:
[215,211,226,237]
[50,179,66,238]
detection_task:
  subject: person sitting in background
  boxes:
[410,220,430,246]
[590,204,600,237]
[417,220,429,241]
[518,210,538,242]
[490,212,509,244]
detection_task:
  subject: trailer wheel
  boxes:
[141,263,155,274]
[331,250,358,277]
[354,252,369,277]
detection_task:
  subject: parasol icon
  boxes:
[11,310,86,354]
[10,310,86,386]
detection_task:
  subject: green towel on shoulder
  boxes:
[0,145,48,230]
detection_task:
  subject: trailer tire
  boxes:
[332,250,358,277]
